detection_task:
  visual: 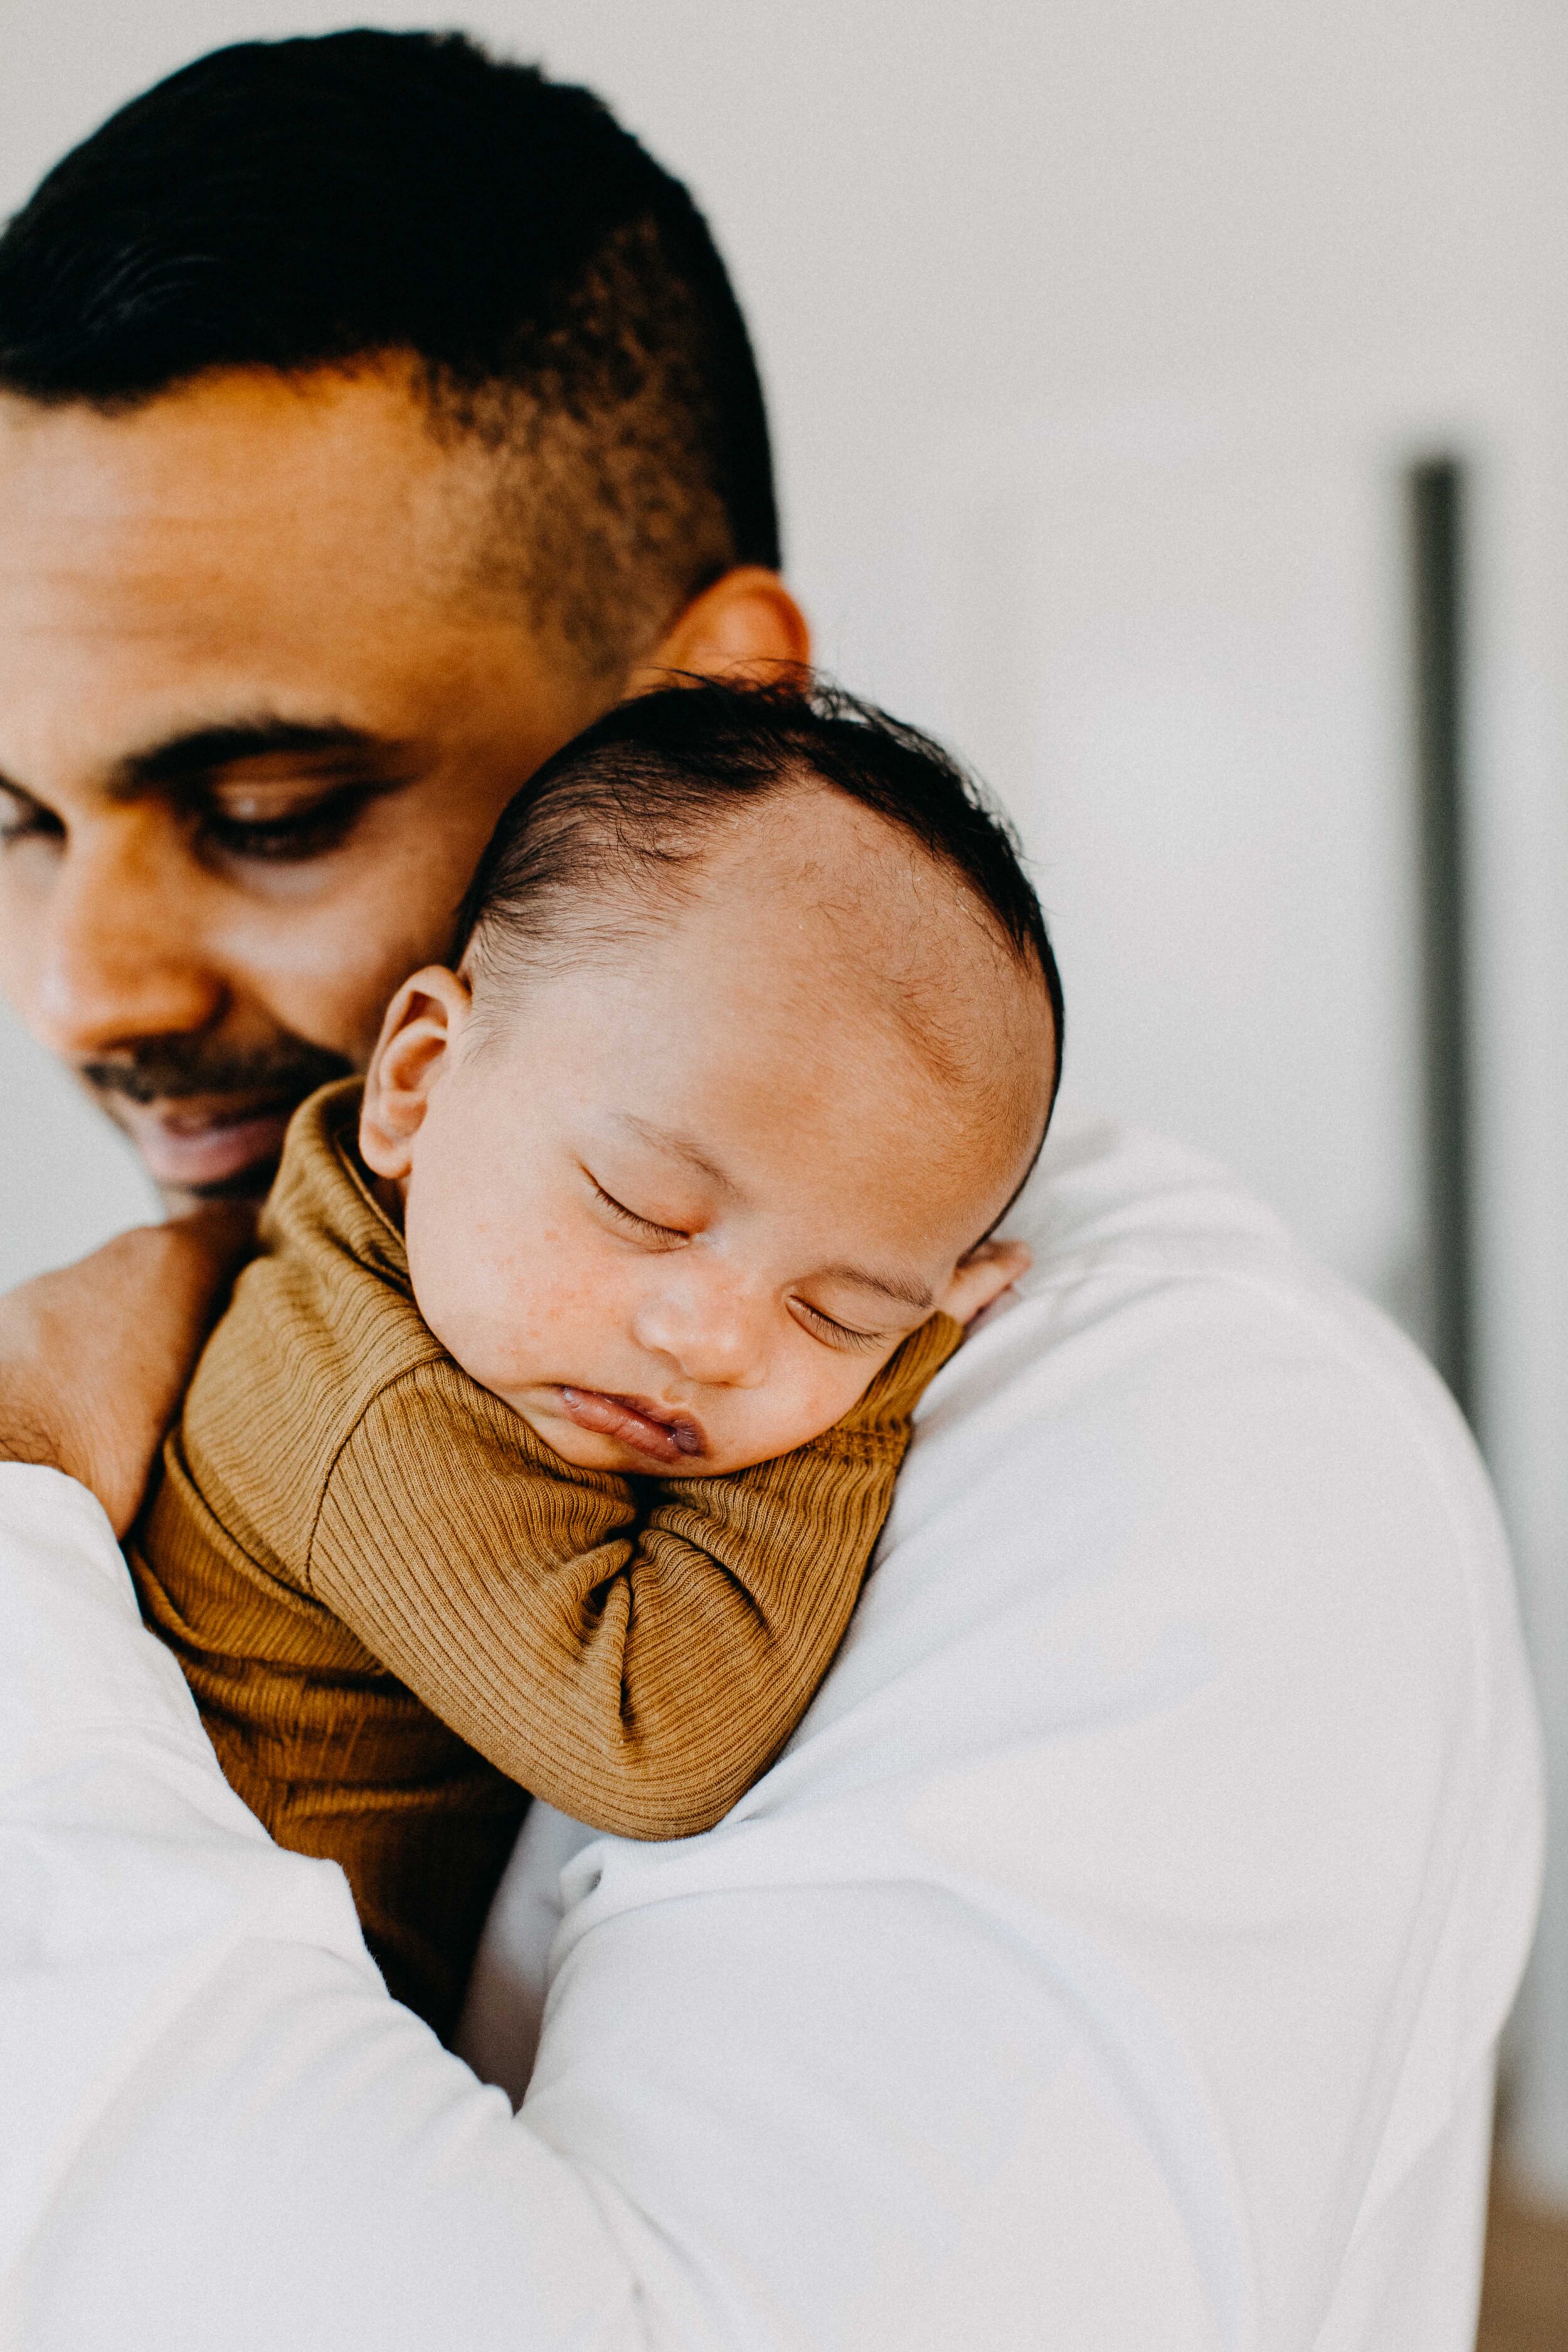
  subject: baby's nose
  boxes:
[633,1278,767,1388]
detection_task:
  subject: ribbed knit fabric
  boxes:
[130,1080,961,2036]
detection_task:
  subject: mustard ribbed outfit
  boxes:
[130,1081,960,2036]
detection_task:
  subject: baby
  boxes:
[130,679,1062,2038]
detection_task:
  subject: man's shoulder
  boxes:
[876,1112,1540,2265]
[975,1106,1466,1479]
[1009,1104,1300,1266]
[903,1106,1516,1645]
[794,1108,1539,1961]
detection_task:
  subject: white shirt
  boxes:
[0,1113,1544,2351]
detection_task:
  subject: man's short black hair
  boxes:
[0,29,778,677]
[457,674,1065,1122]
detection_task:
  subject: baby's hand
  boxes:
[940,1237,1030,1330]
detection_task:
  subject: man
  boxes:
[0,33,1544,2349]
[0,31,803,1209]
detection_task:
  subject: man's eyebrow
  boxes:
[817,1263,935,1313]
[113,719,408,797]
[617,1114,737,1194]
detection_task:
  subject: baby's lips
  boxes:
[554,1386,707,1464]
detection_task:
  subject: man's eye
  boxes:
[198,787,373,864]
[588,1177,690,1245]
[790,1299,886,1352]
[0,787,64,847]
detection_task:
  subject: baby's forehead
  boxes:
[686,785,1005,960]
[474,769,1056,1204]
[638,792,1053,1188]
[691,788,1044,1043]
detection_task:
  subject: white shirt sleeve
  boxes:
[0,1116,1545,2352]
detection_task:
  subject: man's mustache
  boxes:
[77,1039,356,1107]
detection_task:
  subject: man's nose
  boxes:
[28,819,226,1059]
[632,1268,770,1389]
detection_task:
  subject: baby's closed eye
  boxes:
[788,1296,892,1352]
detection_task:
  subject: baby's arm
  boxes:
[307,1312,961,1839]
[130,1430,529,2040]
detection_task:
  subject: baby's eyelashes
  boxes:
[586,1174,691,1246]
[788,1296,891,1353]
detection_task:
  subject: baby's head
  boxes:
[359,679,1062,1473]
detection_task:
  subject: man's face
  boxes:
[0,367,613,1207]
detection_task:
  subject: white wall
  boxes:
[6,0,1568,2192]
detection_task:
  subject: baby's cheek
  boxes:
[405,1200,543,1374]
[480,1251,648,1397]
[443,1261,588,1383]
[764,1343,901,1456]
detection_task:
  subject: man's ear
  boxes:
[630,565,812,691]
[358,965,473,1182]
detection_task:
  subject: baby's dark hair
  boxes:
[454,675,1064,1116]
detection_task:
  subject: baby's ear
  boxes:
[938,1236,1032,1328]
[358,966,472,1180]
